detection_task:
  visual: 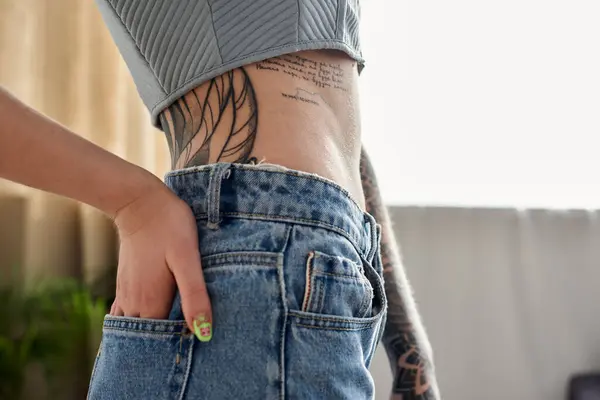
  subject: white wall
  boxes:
[359,1,600,209]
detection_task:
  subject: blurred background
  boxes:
[1,0,600,399]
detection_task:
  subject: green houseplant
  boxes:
[0,277,106,399]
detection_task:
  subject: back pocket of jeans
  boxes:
[301,251,374,319]
[87,316,194,400]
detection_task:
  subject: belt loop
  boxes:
[366,215,379,262]
[206,163,232,230]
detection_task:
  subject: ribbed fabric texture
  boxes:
[96,0,363,128]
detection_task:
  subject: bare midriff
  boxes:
[159,50,365,210]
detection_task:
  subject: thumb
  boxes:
[168,244,213,342]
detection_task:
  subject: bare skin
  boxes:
[159,50,365,210]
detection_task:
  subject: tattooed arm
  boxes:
[359,148,440,400]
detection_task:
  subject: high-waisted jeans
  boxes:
[88,163,387,399]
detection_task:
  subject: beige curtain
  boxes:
[0,0,170,288]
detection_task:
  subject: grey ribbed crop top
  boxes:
[95,0,363,128]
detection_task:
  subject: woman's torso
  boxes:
[159,49,365,209]
[95,0,365,209]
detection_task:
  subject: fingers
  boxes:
[110,300,125,316]
[111,197,211,342]
[113,290,172,319]
[168,241,213,342]
[115,260,175,320]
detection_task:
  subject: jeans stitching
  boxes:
[102,327,188,336]
[177,337,195,400]
[166,164,360,209]
[201,251,280,267]
[301,251,314,312]
[200,212,364,255]
[279,225,293,400]
[288,311,382,325]
[295,323,375,332]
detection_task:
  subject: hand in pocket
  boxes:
[110,185,213,342]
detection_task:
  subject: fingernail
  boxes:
[193,315,212,342]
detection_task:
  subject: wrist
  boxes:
[110,169,175,236]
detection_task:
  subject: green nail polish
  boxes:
[193,315,212,342]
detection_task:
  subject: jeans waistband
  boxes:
[164,163,379,261]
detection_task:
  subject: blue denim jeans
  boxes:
[88,163,387,399]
